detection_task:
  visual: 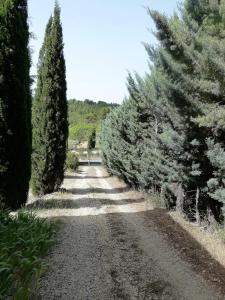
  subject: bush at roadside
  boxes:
[0,211,56,299]
[66,151,79,171]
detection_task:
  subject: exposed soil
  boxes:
[28,166,225,300]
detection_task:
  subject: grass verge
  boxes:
[0,210,56,299]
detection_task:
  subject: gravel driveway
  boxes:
[28,166,224,300]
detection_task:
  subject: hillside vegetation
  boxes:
[101,1,225,225]
[68,99,118,146]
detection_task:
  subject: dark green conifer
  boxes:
[32,3,68,196]
[0,0,31,209]
[87,129,96,151]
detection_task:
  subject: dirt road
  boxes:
[29,166,225,300]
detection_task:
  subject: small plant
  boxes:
[0,210,56,299]
[66,151,79,171]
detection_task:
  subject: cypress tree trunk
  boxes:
[32,3,68,196]
[0,0,31,209]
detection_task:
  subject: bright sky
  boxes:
[29,0,180,103]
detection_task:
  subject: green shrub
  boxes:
[0,210,56,299]
[66,152,79,171]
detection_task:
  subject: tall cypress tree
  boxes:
[32,3,68,196]
[0,0,31,209]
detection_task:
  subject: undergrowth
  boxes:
[145,192,166,209]
[0,210,56,300]
[66,151,79,172]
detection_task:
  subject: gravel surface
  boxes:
[28,166,224,300]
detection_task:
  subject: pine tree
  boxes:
[0,0,31,209]
[32,3,68,196]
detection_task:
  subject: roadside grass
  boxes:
[66,151,79,171]
[0,210,56,300]
[145,192,164,209]
[217,227,225,243]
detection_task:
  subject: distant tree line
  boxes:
[0,0,68,209]
[101,0,225,223]
[68,99,118,145]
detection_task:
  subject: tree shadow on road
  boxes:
[65,175,110,179]
[65,187,130,195]
[26,197,145,210]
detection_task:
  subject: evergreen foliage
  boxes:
[32,3,68,196]
[88,128,96,151]
[0,0,31,209]
[101,0,225,222]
